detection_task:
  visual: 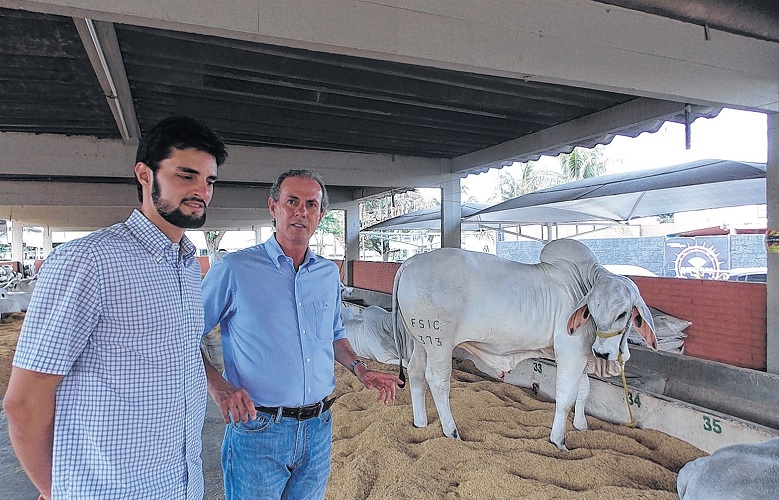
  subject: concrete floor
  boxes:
[0,399,227,499]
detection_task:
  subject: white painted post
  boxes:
[42,225,53,258]
[767,112,779,374]
[441,175,461,249]
[10,220,23,264]
[344,202,360,286]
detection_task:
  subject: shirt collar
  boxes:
[125,209,197,264]
[264,234,318,270]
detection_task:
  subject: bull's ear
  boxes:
[631,306,658,350]
[566,303,590,335]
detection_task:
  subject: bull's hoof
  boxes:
[573,416,588,431]
[445,429,462,440]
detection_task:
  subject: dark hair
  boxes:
[269,169,330,212]
[135,116,228,202]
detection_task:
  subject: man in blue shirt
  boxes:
[202,169,402,499]
[4,116,227,499]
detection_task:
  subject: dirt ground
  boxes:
[1,314,705,499]
[0,312,24,396]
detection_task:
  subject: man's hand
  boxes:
[202,351,256,423]
[207,376,257,423]
[354,364,404,404]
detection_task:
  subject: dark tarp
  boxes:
[363,203,490,231]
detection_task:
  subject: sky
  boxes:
[458,107,768,204]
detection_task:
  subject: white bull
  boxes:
[343,305,401,365]
[392,239,657,450]
[677,438,779,499]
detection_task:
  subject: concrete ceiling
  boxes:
[0,0,776,230]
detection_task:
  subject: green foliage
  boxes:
[559,146,607,181]
[316,211,343,237]
[657,213,675,223]
[496,161,563,201]
[360,190,437,260]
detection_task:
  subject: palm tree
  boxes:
[559,146,607,181]
[497,161,563,201]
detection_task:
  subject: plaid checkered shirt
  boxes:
[13,210,208,499]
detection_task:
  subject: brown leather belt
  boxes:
[255,398,335,420]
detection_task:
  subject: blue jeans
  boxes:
[222,409,333,500]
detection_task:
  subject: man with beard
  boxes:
[3,116,227,500]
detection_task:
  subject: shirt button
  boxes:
[307,358,311,363]
[302,330,306,334]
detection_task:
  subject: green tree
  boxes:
[313,210,344,255]
[497,161,563,201]
[360,190,436,260]
[559,146,607,181]
[204,230,226,264]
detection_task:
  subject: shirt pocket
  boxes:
[313,300,335,341]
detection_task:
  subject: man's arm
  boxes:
[3,367,64,500]
[201,352,257,423]
[333,338,403,404]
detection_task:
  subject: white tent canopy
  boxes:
[465,159,766,225]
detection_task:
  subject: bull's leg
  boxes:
[409,345,429,428]
[550,357,588,451]
[425,353,461,440]
[573,372,590,431]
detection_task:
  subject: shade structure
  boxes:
[465,159,766,225]
[363,203,490,231]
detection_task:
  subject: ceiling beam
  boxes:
[0,132,450,187]
[0,205,274,231]
[72,17,140,142]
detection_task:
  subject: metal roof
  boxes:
[0,1,775,233]
[0,5,725,176]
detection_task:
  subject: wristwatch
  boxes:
[349,359,368,374]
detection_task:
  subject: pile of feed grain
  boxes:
[0,314,706,499]
[0,312,25,395]
[326,359,705,499]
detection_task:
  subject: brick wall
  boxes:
[631,276,766,370]
[197,256,210,276]
[348,261,768,371]
[352,260,400,294]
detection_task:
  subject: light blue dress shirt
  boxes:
[202,235,346,408]
[13,210,207,499]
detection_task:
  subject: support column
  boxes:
[344,202,361,286]
[42,225,53,257]
[253,225,273,245]
[767,111,779,374]
[10,220,23,265]
[440,175,461,249]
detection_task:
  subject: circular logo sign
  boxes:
[673,244,727,279]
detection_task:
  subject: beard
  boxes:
[151,176,207,229]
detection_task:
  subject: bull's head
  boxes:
[566,274,657,362]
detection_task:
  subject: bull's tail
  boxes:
[392,261,412,388]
